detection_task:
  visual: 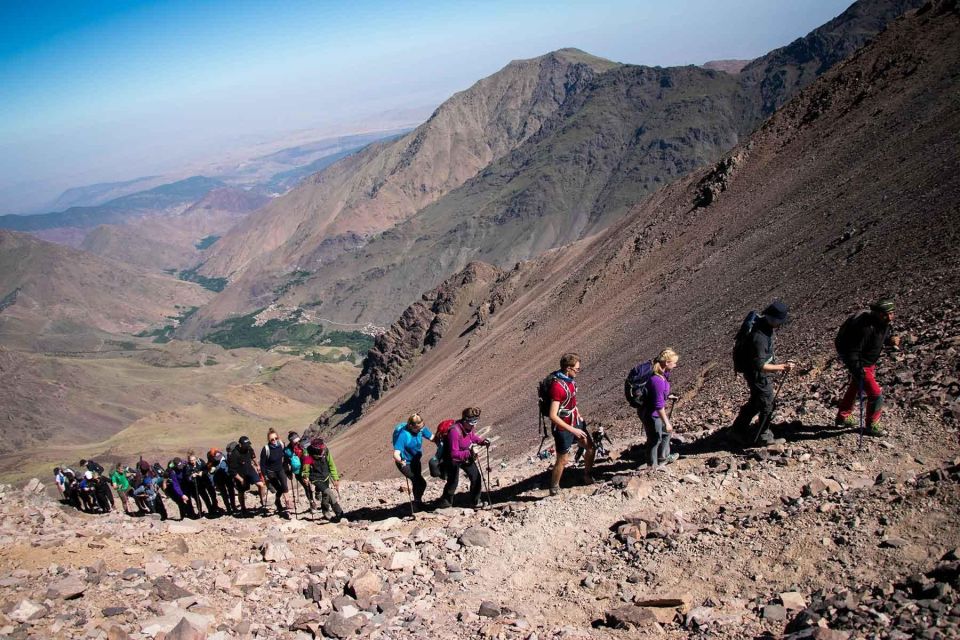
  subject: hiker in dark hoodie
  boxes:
[730,301,796,446]
[165,459,196,520]
[186,452,221,517]
[438,407,491,508]
[307,438,345,521]
[834,298,901,436]
[229,436,267,516]
[260,428,294,518]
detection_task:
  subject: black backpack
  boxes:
[835,311,867,357]
[87,460,105,475]
[732,311,759,373]
[623,360,655,409]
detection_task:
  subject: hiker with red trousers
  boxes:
[547,352,594,495]
[834,298,900,436]
[438,407,490,508]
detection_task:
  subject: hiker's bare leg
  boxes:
[551,452,569,488]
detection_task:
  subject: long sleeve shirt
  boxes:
[448,422,484,464]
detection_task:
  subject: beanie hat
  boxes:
[870,298,895,313]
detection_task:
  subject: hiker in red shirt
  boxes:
[548,352,594,495]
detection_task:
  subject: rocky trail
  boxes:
[1,384,957,640]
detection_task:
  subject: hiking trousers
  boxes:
[731,372,774,440]
[398,454,427,503]
[642,414,671,467]
[441,459,481,506]
[312,482,343,516]
[837,364,883,425]
[213,469,236,513]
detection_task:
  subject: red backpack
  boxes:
[436,419,458,444]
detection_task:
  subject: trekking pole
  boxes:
[403,476,416,519]
[484,446,494,507]
[857,375,866,449]
[291,475,299,520]
[752,369,790,445]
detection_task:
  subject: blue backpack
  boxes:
[283,447,302,474]
[624,360,654,409]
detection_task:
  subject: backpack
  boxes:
[732,311,760,373]
[392,423,406,448]
[88,460,105,475]
[623,360,654,409]
[835,311,867,357]
[435,419,457,444]
[538,372,572,418]
[284,447,302,474]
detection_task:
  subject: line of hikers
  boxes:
[51,298,899,518]
[388,297,899,508]
[52,429,345,521]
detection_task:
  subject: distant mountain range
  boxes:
[180,0,927,336]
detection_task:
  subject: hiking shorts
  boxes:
[235,468,260,490]
[552,425,576,455]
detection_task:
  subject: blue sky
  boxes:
[0,0,853,213]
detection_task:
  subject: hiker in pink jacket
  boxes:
[438,407,490,508]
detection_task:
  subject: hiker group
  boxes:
[52,430,344,522]
[52,298,899,519]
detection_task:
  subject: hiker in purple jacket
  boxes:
[643,349,680,468]
[438,407,490,508]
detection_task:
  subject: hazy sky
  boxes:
[0,0,853,213]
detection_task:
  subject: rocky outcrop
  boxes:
[316,262,504,429]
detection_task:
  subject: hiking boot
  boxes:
[583,475,596,486]
[835,414,858,428]
[548,485,560,496]
[756,431,776,446]
[866,422,886,437]
[437,499,453,509]
[659,453,680,466]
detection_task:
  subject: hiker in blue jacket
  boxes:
[392,414,436,509]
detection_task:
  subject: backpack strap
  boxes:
[554,378,574,417]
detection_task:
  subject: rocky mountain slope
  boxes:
[183,0,927,334]
[323,0,960,479]
[194,49,618,282]
[0,230,211,349]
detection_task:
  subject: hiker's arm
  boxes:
[761,362,793,373]
[328,453,340,483]
[657,407,673,432]
[393,449,403,464]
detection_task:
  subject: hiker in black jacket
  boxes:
[834,298,900,436]
[228,436,267,516]
[260,428,294,519]
[730,301,795,446]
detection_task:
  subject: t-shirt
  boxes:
[393,424,434,463]
[549,375,578,426]
[645,372,671,420]
[110,470,130,492]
